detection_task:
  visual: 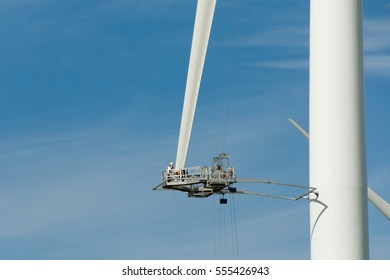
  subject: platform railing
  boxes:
[162,166,236,184]
[162,166,210,182]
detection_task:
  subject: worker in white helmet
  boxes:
[167,162,174,174]
[166,162,174,182]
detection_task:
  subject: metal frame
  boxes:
[153,157,317,201]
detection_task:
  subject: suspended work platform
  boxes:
[154,153,237,198]
[153,153,318,203]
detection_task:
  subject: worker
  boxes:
[228,166,234,178]
[166,162,174,182]
[167,162,174,174]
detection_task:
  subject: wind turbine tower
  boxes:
[309,0,369,259]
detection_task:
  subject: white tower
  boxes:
[309,0,369,259]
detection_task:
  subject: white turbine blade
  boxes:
[368,188,390,220]
[288,118,309,140]
[289,118,390,220]
[175,0,217,169]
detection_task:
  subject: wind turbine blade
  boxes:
[289,118,390,220]
[288,118,309,140]
[175,0,217,169]
[368,188,390,220]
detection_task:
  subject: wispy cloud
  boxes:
[364,18,390,53]
[364,18,390,75]
[365,55,390,75]
[214,25,308,49]
[0,115,174,249]
[0,0,49,10]
[254,59,308,70]
[239,26,308,49]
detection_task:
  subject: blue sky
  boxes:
[0,0,389,260]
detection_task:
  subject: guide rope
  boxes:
[216,0,243,154]
[172,191,182,259]
[213,0,242,260]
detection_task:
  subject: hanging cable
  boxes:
[223,200,228,259]
[171,191,182,259]
[212,195,218,259]
[228,194,235,258]
[210,194,240,260]
[207,0,243,260]
[216,0,243,154]
[231,193,240,259]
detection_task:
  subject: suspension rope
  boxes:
[212,196,217,259]
[211,194,240,260]
[224,201,229,259]
[171,191,182,259]
[216,0,243,154]
[231,193,240,259]
[209,0,242,260]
